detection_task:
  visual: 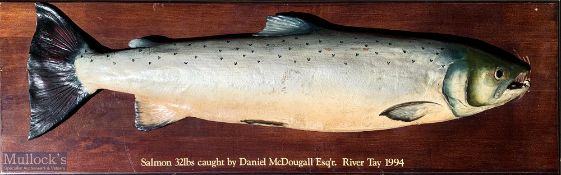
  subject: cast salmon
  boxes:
[28,3,531,139]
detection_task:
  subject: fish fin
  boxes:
[128,38,159,48]
[241,119,286,127]
[28,2,105,140]
[379,101,442,122]
[254,15,318,37]
[134,96,190,131]
[128,35,174,48]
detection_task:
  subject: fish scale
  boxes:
[27,3,530,139]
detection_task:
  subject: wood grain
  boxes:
[0,2,558,173]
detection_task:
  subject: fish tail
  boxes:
[28,3,106,140]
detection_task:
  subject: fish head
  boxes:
[465,48,531,107]
[444,47,530,117]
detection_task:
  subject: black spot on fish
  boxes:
[157,56,161,60]
[421,47,425,50]
[149,62,152,65]
[354,37,358,39]
[173,43,177,46]
[80,55,83,58]
[339,41,344,43]
[388,43,392,45]
[293,60,297,63]
[226,40,230,43]
[403,50,407,53]
[242,54,246,57]
[184,62,188,64]
[356,53,359,56]
[266,44,270,46]
[365,44,368,47]
[318,40,322,43]
[138,49,142,52]
[375,40,379,42]
[318,50,322,53]
[106,55,109,57]
[430,59,434,62]
[235,48,239,50]
[248,43,253,46]
[436,53,440,55]
[113,62,116,65]
[305,42,309,45]
[307,58,311,61]
[288,47,292,50]
[440,48,445,50]
[90,59,93,62]
[441,65,445,68]
[234,62,238,65]
[219,49,222,52]
[412,60,415,63]
[281,39,285,42]
[220,57,223,60]
[331,54,335,57]
[203,45,207,48]
[387,61,391,65]
[278,55,282,58]
[132,59,135,62]
[84,50,88,53]
[375,52,379,54]
[195,56,198,59]
[173,53,177,55]
[257,60,261,63]
[294,37,298,39]
[344,62,348,65]
[188,43,192,46]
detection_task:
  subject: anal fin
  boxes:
[134,96,190,131]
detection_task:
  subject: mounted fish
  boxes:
[28,2,531,139]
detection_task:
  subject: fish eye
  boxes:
[494,68,504,80]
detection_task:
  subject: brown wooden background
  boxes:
[0,2,558,173]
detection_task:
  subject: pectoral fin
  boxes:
[380,101,442,122]
[134,96,190,131]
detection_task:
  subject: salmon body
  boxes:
[27,3,531,139]
[76,29,456,131]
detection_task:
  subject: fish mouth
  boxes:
[507,80,530,90]
[500,73,530,102]
[508,72,531,90]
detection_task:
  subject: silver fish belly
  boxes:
[27,3,530,139]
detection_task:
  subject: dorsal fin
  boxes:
[254,15,317,37]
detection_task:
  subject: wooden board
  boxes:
[0,2,558,173]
